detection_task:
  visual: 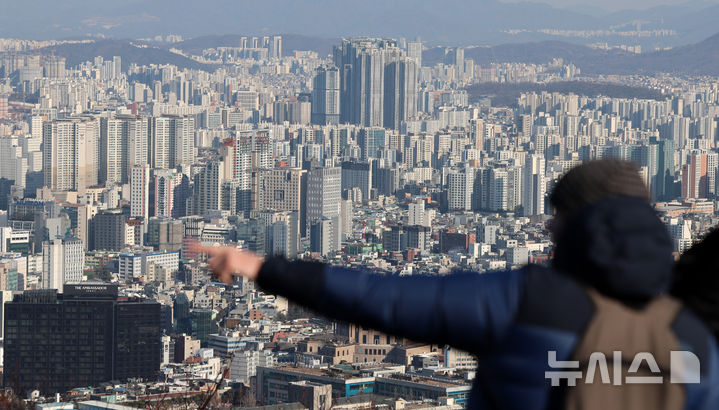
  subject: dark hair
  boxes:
[550,159,650,216]
[672,228,719,339]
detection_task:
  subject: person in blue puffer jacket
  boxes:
[200,159,719,410]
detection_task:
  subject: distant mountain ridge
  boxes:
[42,40,212,71]
[2,0,718,49]
[36,30,719,77]
[425,32,719,76]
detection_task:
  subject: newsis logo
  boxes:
[545,351,701,385]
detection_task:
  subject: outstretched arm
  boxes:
[198,245,526,354]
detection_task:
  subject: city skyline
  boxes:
[1,0,719,403]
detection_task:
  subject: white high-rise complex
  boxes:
[150,115,194,170]
[100,114,149,186]
[448,168,475,211]
[307,166,342,251]
[42,117,99,192]
[130,165,150,221]
[42,237,83,292]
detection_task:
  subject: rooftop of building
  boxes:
[379,374,469,389]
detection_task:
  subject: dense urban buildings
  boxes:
[0,25,718,408]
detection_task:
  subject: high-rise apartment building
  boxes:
[130,164,150,221]
[522,155,546,216]
[153,169,178,218]
[99,116,124,186]
[311,66,341,125]
[383,49,418,130]
[259,168,307,235]
[448,168,475,211]
[334,38,417,129]
[269,35,283,59]
[192,160,225,216]
[100,115,148,186]
[682,152,710,199]
[43,117,99,192]
[407,40,422,68]
[306,166,341,223]
[307,166,342,250]
[150,115,194,170]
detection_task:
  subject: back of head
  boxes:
[550,159,650,216]
[550,160,673,304]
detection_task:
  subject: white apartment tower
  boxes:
[43,117,99,192]
[42,237,84,292]
[130,164,150,220]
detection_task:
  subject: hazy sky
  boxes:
[507,0,719,12]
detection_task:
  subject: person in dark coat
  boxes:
[673,227,719,339]
[201,159,719,410]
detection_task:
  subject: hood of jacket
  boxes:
[552,196,673,304]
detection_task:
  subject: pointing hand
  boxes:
[194,244,264,284]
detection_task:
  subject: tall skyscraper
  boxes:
[151,116,171,169]
[654,139,675,201]
[681,151,718,199]
[383,50,418,130]
[153,169,177,218]
[407,40,422,68]
[263,211,300,259]
[307,166,342,250]
[130,165,150,221]
[192,160,225,216]
[151,115,194,170]
[307,166,341,222]
[270,35,283,59]
[41,236,83,291]
[522,155,546,216]
[334,38,418,129]
[311,66,341,125]
[124,115,149,181]
[223,133,251,216]
[99,116,123,186]
[259,168,308,235]
[335,38,389,127]
[444,47,464,76]
[488,166,522,212]
[100,114,148,186]
[43,117,99,192]
[170,115,195,169]
[448,168,475,211]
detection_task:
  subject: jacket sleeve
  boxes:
[256,257,526,354]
